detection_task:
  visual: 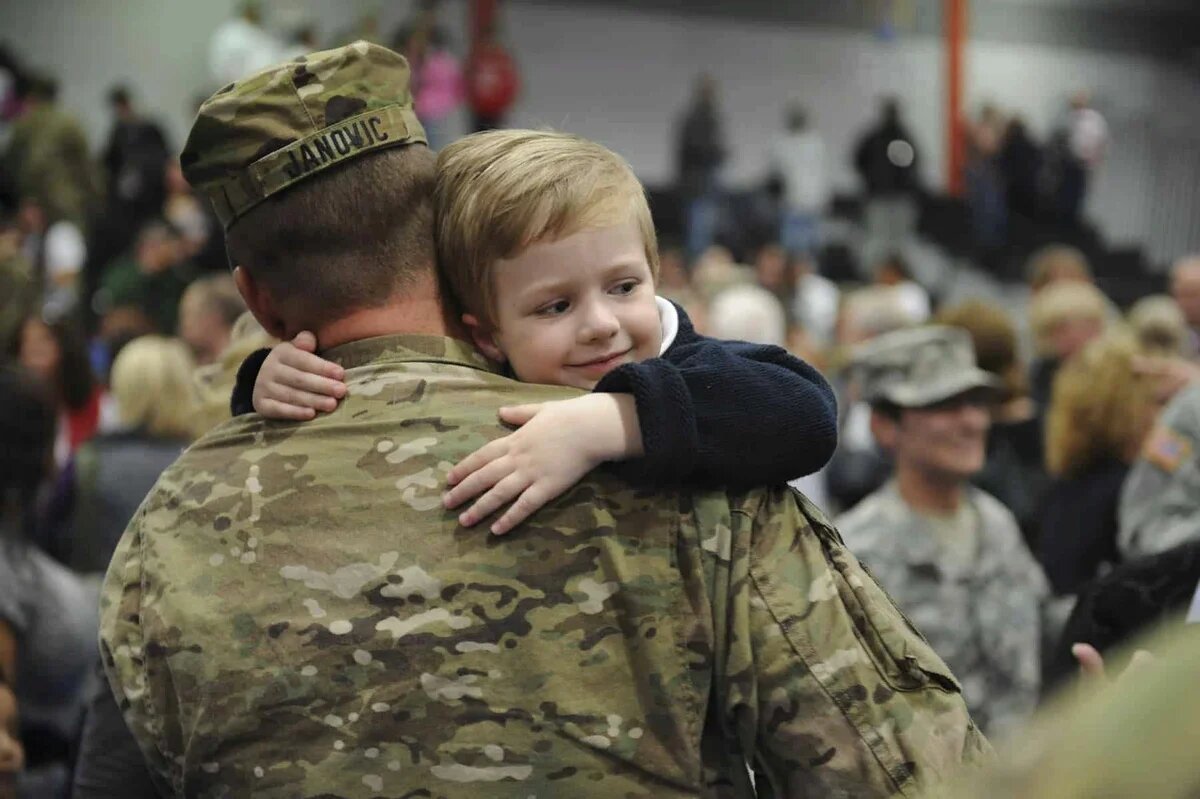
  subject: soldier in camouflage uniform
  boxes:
[1118,382,1200,559]
[98,42,989,798]
[837,327,1049,739]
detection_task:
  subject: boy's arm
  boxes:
[230,333,346,419]
[595,303,838,487]
[230,348,271,416]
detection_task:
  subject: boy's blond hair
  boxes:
[434,129,659,326]
[110,335,202,441]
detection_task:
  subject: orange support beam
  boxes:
[945,0,967,196]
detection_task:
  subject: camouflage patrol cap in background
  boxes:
[851,325,1001,408]
[180,41,427,230]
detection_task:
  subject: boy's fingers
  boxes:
[446,440,507,487]
[1072,643,1107,681]
[292,331,319,352]
[279,347,345,381]
[490,486,549,536]
[460,473,528,528]
[258,398,317,421]
[443,457,511,512]
[498,404,543,426]
[269,386,338,413]
[284,369,347,399]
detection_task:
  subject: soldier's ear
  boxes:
[462,313,506,365]
[233,266,287,341]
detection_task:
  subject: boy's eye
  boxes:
[611,280,639,296]
[538,299,571,316]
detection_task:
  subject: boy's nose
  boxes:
[579,303,620,341]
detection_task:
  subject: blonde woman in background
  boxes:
[1027,280,1111,414]
[1036,329,1160,599]
[66,336,200,574]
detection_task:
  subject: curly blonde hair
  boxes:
[1045,328,1157,477]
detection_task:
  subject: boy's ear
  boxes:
[462,313,506,364]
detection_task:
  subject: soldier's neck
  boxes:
[895,467,965,515]
[310,278,468,350]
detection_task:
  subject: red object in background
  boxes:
[466,44,519,120]
[65,385,103,452]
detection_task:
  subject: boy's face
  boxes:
[472,221,662,390]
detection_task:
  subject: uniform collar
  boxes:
[319,334,498,373]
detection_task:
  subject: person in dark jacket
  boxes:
[66,336,197,574]
[676,73,726,260]
[1037,330,1160,597]
[854,98,921,265]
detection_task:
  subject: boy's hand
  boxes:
[443,394,642,535]
[252,332,347,420]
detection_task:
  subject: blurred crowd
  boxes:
[0,4,1197,798]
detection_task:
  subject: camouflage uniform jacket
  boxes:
[837,482,1047,738]
[1118,383,1200,559]
[101,335,989,798]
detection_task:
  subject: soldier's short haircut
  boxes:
[225,144,437,329]
[434,130,658,328]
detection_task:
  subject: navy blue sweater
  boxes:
[231,302,838,487]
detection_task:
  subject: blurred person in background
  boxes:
[1127,294,1189,358]
[790,249,840,348]
[191,311,276,438]
[278,24,320,61]
[707,282,830,510]
[3,74,100,232]
[95,218,196,335]
[66,337,198,574]
[838,326,1048,738]
[770,103,827,257]
[873,251,931,323]
[0,366,100,799]
[1118,352,1200,560]
[965,103,1007,249]
[162,158,221,271]
[14,197,84,322]
[177,274,245,367]
[13,315,102,468]
[402,3,463,152]
[998,116,1043,222]
[823,286,919,513]
[0,202,34,357]
[854,97,921,265]
[1028,280,1110,415]
[1168,254,1200,356]
[101,85,168,236]
[937,300,1046,549]
[208,0,283,86]
[1026,244,1094,295]
[955,623,1200,799]
[1061,90,1108,225]
[706,282,787,347]
[0,672,22,799]
[1038,330,1158,598]
[752,242,795,321]
[677,73,726,260]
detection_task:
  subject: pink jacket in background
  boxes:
[414,50,464,123]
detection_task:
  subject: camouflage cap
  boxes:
[851,325,1002,408]
[181,41,427,230]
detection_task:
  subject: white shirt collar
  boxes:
[656,296,679,355]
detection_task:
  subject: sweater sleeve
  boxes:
[230,347,271,417]
[594,303,838,487]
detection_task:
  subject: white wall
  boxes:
[3,0,1197,256]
